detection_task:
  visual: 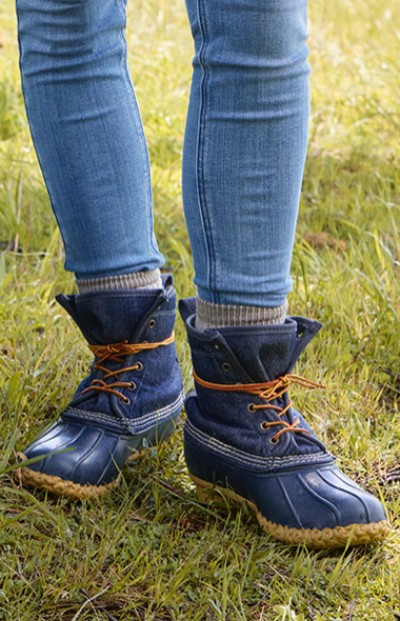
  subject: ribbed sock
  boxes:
[76,268,163,294]
[196,298,288,330]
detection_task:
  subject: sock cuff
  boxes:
[75,269,162,293]
[196,298,288,330]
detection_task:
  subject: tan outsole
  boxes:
[15,452,124,500]
[15,444,150,500]
[190,474,391,549]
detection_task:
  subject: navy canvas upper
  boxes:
[21,280,183,487]
[179,298,388,537]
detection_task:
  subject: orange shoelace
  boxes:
[81,333,175,403]
[193,371,325,442]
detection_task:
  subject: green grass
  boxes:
[0,0,399,619]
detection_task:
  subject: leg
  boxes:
[183,0,309,308]
[15,0,183,497]
[180,0,390,547]
[16,0,162,278]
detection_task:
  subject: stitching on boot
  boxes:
[185,420,333,470]
[64,391,185,432]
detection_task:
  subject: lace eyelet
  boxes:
[260,421,269,431]
[123,397,131,405]
[127,382,137,390]
[222,362,231,372]
[135,361,143,371]
[148,318,157,329]
[247,403,256,413]
[269,436,280,445]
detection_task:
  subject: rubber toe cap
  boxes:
[264,464,388,530]
[18,419,132,488]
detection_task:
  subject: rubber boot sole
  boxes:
[15,452,118,500]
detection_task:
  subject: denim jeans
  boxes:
[16,0,309,307]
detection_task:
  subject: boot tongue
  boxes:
[220,320,298,381]
[56,290,163,344]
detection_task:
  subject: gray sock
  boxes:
[196,298,288,330]
[76,268,163,294]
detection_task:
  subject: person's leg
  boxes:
[183,0,309,318]
[180,0,390,547]
[16,0,162,281]
[15,0,183,497]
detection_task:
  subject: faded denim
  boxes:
[183,0,310,306]
[16,0,310,307]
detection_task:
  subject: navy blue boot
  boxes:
[179,298,390,548]
[17,277,184,499]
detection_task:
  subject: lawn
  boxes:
[0,0,399,619]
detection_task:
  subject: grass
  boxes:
[0,0,399,619]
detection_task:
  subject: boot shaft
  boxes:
[58,277,182,427]
[179,298,322,382]
[57,275,177,345]
[179,297,328,459]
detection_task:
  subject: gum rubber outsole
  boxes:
[190,474,391,549]
[14,450,147,500]
[15,452,119,500]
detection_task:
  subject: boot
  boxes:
[16,276,184,499]
[179,298,390,548]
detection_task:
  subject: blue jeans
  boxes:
[16,0,309,307]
